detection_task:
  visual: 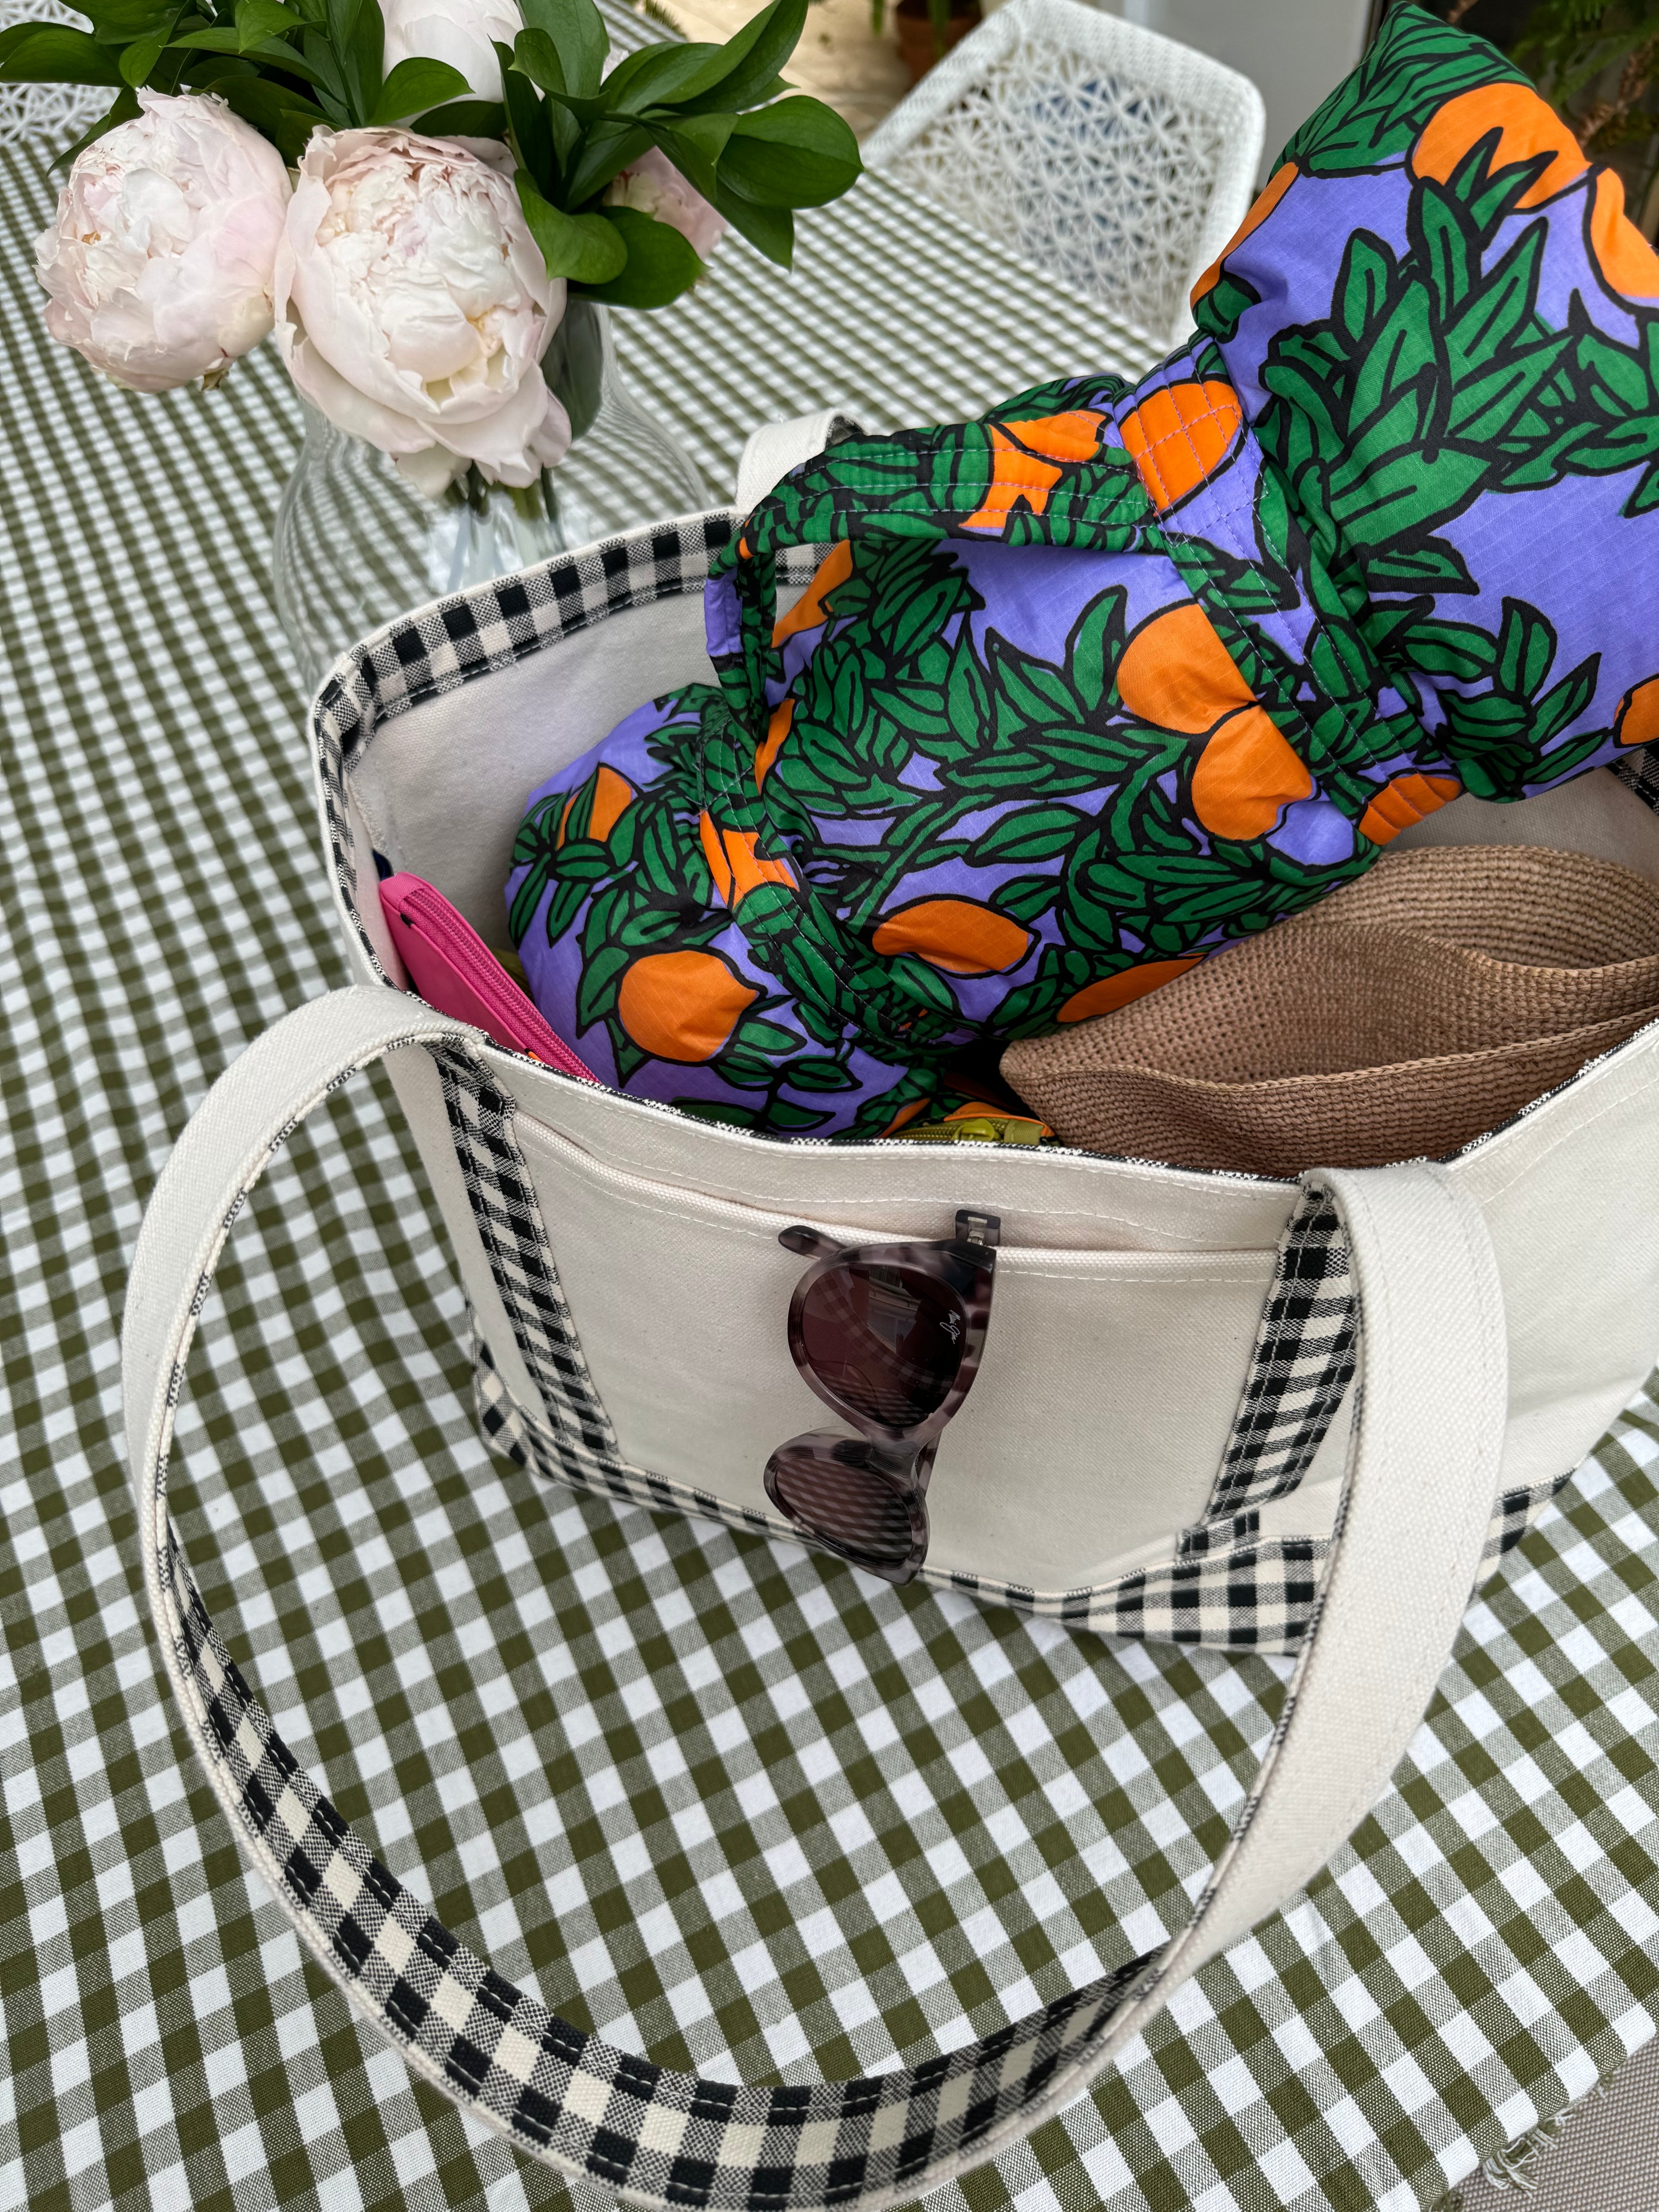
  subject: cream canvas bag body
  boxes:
[124,451,1659,2210]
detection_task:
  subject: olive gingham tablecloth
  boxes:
[3,122,1659,2212]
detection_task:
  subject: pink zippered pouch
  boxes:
[380,872,596,1082]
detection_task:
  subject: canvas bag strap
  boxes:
[123,985,1508,2212]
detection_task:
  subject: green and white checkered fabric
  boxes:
[2,118,1658,2212]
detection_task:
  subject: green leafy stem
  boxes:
[0,0,862,309]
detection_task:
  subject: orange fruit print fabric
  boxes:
[506,4,1659,1140]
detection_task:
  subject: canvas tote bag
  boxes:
[123,424,1659,2212]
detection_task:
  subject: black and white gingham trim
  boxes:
[1187,1187,1358,1547]
[474,1325,1324,1655]
[164,1515,1156,2209]
[445,1101,1571,1656]
[472,1339,1567,1658]
[1483,1468,1575,1563]
[152,1131,1576,2205]
[433,1049,617,1461]
[313,516,745,985]
[951,1534,1326,1651]
[1612,744,1659,817]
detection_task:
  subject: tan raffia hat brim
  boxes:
[1001,845,1659,1176]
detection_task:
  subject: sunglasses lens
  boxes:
[797,1261,967,1428]
[768,1438,921,1570]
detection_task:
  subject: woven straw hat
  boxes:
[1001,845,1659,1175]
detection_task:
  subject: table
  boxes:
[2,101,1658,2212]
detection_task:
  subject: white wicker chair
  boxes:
[861,0,1266,351]
[0,0,110,151]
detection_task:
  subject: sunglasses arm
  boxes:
[780,1213,1000,1265]
[779,1223,845,1261]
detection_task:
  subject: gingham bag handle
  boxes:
[123,985,1509,2212]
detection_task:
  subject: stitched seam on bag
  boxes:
[484,1314,1566,1645]
[508,1162,1273,1280]
[510,1113,1289,1226]
[486,1359,1329,1624]
[484,1352,1464,1659]
[1465,1048,1659,1197]
[1125,398,1243,512]
[515,1113,1274,1266]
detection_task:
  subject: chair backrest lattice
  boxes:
[0,0,110,150]
[862,0,1266,350]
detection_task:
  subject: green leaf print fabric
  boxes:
[506,3,1659,1140]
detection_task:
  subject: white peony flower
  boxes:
[605,146,727,264]
[381,0,522,105]
[35,91,291,393]
[273,128,571,493]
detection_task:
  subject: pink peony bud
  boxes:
[605,147,727,265]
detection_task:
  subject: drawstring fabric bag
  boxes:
[507,3,1659,1140]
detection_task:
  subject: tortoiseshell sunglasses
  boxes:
[763,1211,1000,1585]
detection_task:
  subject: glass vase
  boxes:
[273,298,711,695]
